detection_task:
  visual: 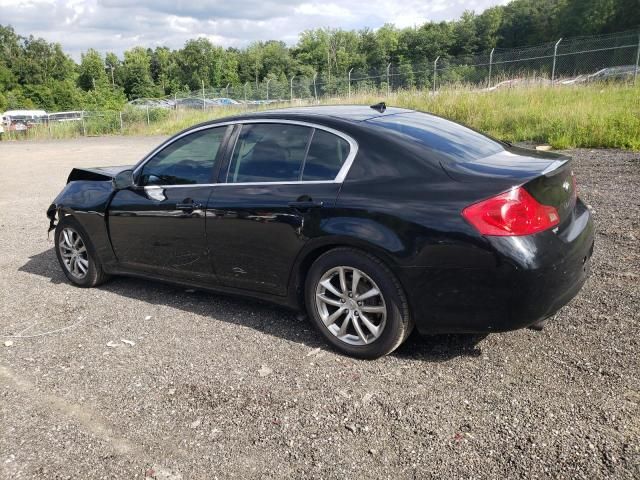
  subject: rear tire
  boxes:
[305,248,413,359]
[54,215,109,288]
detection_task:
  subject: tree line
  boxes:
[0,0,637,112]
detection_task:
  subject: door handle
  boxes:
[176,201,203,211]
[288,200,323,210]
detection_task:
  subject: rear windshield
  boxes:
[368,112,504,163]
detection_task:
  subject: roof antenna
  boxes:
[370,102,386,113]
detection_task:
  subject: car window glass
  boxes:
[227,123,311,183]
[140,127,226,185]
[369,112,503,164]
[302,130,350,181]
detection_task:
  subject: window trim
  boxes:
[132,119,358,188]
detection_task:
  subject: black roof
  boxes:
[244,105,415,122]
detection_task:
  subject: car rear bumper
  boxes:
[405,199,595,334]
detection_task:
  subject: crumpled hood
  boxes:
[67,165,134,183]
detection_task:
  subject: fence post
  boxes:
[82,113,86,136]
[386,63,391,96]
[433,56,440,94]
[119,111,123,134]
[634,34,640,84]
[290,75,296,102]
[348,67,354,98]
[551,38,562,85]
[201,80,205,110]
[146,105,150,125]
[313,72,318,102]
[488,48,495,88]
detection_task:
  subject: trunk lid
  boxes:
[442,147,576,224]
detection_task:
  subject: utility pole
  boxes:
[290,75,296,102]
[433,56,440,94]
[244,81,249,102]
[348,67,354,99]
[551,38,562,85]
[386,63,391,97]
[313,72,318,102]
[327,49,331,92]
[634,33,640,85]
[488,48,495,89]
[266,78,272,101]
[202,80,205,110]
[225,83,230,97]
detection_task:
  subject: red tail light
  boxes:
[462,186,560,236]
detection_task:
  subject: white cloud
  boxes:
[0,0,510,59]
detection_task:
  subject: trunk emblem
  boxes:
[562,180,571,191]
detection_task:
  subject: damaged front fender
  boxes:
[46,179,119,268]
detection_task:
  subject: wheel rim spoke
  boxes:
[316,293,343,308]
[356,288,379,301]
[351,269,361,297]
[323,307,346,327]
[359,312,380,337]
[319,278,342,298]
[360,305,385,314]
[62,229,72,248]
[338,267,348,294]
[351,315,368,344]
[338,312,352,337]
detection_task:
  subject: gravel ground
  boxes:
[0,137,638,479]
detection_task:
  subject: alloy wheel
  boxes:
[58,227,89,279]
[315,266,387,345]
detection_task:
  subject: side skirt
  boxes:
[103,266,300,311]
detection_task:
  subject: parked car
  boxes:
[47,105,594,358]
[128,98,176,109]
[3,109,47,128]
[48,111,84,122]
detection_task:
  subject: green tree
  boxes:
[78,49,107,90]
[105,52,120,87]
[121,47,156,98]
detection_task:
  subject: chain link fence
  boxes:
[159,29,640,105]
[3,28,638,141]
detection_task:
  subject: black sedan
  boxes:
[47,105,594,359]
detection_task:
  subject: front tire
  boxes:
[54,215,109,288]
[305,248,413,359]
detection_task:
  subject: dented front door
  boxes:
[108,185,215,282]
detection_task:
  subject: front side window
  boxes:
[140,127,227,186]
[227,123,311,183]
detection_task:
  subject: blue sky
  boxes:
[0,0,510,59]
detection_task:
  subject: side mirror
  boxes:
[113,169,135,190]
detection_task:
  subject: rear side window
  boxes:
[227,123,311,183]
[369,112,503,163]
[302,130,349,181]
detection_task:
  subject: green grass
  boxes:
[4,83,640,150]
[340,82,640,150]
